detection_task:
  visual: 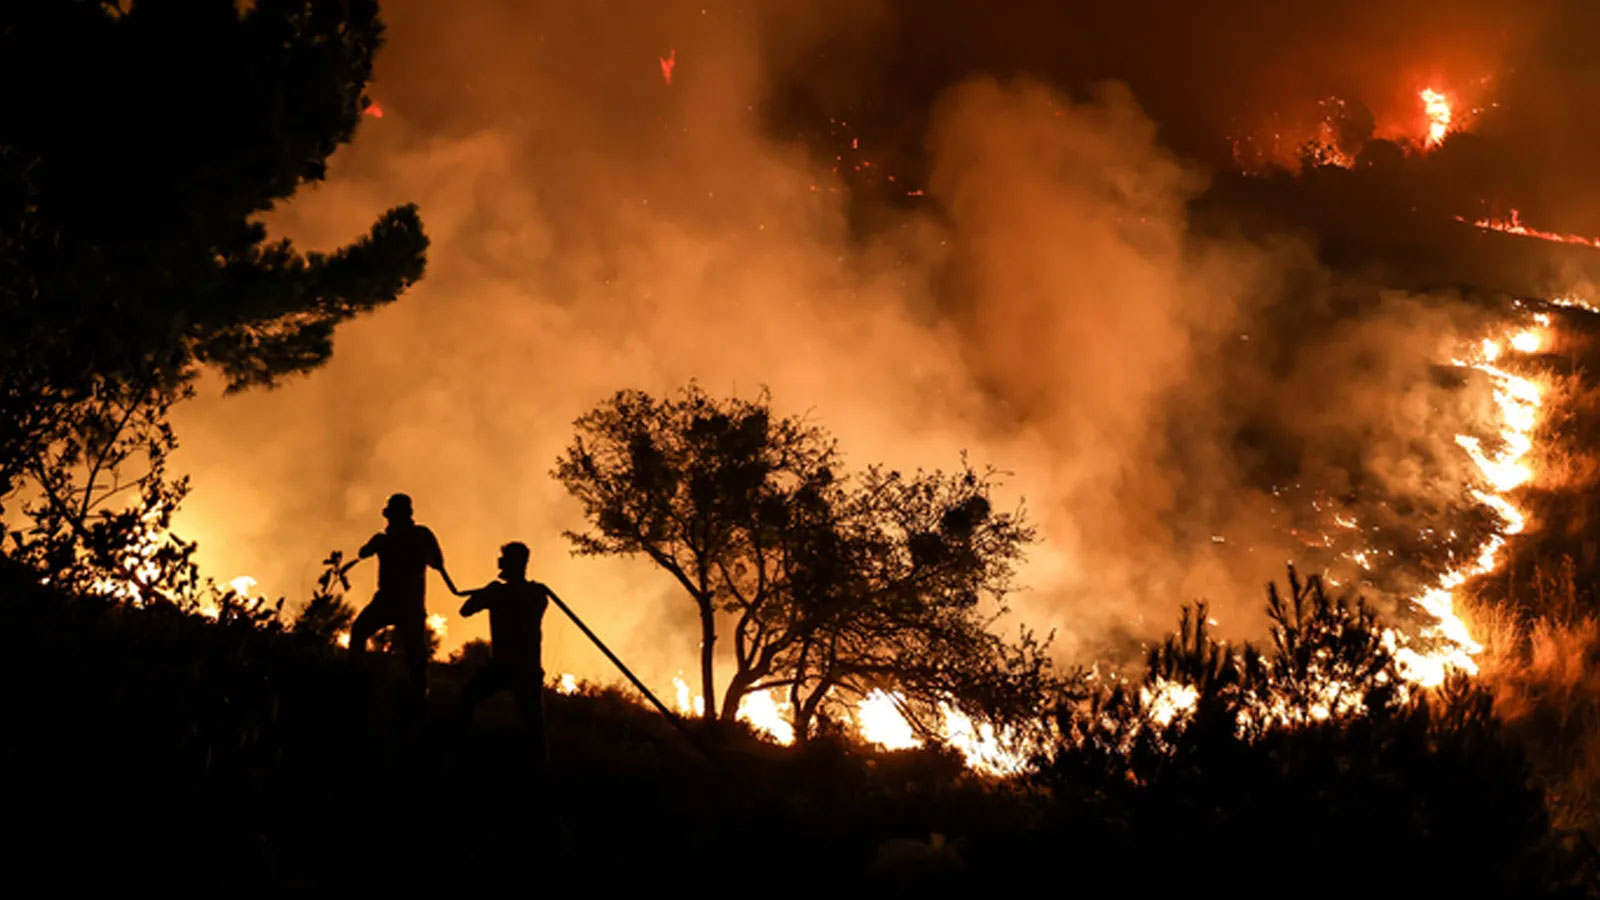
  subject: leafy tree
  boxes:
[553,384,1055,740]
[554,386,828,721]
[750,463,1052,742]
[0,0,427,596]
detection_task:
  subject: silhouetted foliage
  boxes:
[5,558,1594,895]
[554,384,1057,740]
[292,550,358,643]
[1031,567,1594,895]
[0,0,426,596]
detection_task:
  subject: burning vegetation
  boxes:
[9,0,1600,894]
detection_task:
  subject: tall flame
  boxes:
[1421,88,1452,147]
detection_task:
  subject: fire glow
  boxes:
[78,312,1555,777]
[1386,322,1544,687]
[1102,315,1550,738]
[1464,209,1600,249]
[1420,88,1452,147]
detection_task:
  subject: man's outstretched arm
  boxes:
[440,568,465,596]
[459,587,491,617]
[421,527,464,595]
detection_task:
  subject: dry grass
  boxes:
[1468,558,1600,839]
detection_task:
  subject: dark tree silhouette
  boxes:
[0,0,427,597]
[553,384,1055,740]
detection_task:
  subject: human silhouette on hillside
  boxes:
[455,541,552,767]
[348,493,458,708]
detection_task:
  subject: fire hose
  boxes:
[545,588,734,773]
[340,553,731,771]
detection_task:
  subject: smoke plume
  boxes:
[170,0,1592,685]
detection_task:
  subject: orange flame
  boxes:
[1420,88,1452,147]
[1387,323,1544,687]
[362,101,384,119]
[659,49,676,86]
[1464,209,1600,249]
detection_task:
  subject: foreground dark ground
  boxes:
[6,563,1598,897]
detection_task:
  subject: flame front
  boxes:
[1465,209,1600,249]
[667,674,794,744]
[856,690,920,750]
[1387,322,1544,686]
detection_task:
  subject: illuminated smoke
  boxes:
[156,2,1591,771]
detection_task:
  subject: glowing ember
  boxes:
[362,101,383,119]
[1420,88,1452,146]
[334,629,351,649]
[659,49,676,86]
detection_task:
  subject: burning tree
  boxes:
[553,384,1056,740]
[0,0,427,600]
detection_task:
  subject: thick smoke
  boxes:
[170,0,1572,686]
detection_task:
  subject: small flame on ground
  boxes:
[856,690,920,750]
[671,674,705,718]
[663,675,796,744]
[1463,209,1600,249]
[229,575,257,596]
[659,49,676,86]
[556,672,579,695]
[1550,295,1599,314]
[851,691,1033,775]
[362,101,383,118]
[737,690,795,745]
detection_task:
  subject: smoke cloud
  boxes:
[170,0,1586,686]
